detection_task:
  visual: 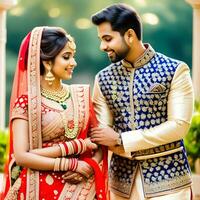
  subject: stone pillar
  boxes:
[0,0,17,130]
[186,0,200,100]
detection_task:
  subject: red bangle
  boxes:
[71,140,78,154]
[63,142,69,155]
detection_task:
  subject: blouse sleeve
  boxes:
[11,94,28,121]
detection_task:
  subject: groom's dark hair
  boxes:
[91,3,142,40]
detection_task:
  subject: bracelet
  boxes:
[53,158,78,171]
[116,134,122,146]
[58,139,87,157]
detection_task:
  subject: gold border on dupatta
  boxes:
[27,27,44,200]
[70,84,90,134]
[82,85,90,130]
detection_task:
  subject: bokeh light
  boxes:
[142,13,159,25]
[75,18,92,29]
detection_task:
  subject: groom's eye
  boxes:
[105,37,112,42]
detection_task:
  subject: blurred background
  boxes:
[5,0,192,126]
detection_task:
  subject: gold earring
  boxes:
[45,68,55,85]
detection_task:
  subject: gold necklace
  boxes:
[60,86,79,139]
[60,112,79,139]
[41,86,70,110]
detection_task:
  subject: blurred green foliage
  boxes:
[0,129,8,172]
[184,101,200,172]
[5,0,192,126]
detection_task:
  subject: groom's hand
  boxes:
[90,126,119,147]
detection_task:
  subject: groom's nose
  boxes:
[100,41,108,52]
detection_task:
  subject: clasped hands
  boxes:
[62,137,97,184]
[62,160,93,184]
[63,127,119,184]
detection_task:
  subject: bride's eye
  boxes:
[63,53,70,60]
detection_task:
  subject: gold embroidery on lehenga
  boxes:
[46,174,54,185]
[4,178,22,200]
[58,176,95,200]
[54,190,59,195]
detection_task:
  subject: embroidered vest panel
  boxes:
[97,53,192,198]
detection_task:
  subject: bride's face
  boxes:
[51,42,77,81]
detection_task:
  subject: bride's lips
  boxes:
[65,68,74,74]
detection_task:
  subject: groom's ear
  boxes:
[124,29,136,46]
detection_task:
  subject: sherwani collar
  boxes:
[122,43,155,69]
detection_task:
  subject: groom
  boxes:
[90,3,194,200]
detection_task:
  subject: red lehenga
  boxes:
[1,27,108,200]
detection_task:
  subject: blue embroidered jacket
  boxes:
[97,47,192,198]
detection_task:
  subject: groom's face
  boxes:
[97,22,130,63]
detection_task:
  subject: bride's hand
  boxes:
[76,160,93,179]
[62,171,85,184]
[84,138,98,150]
